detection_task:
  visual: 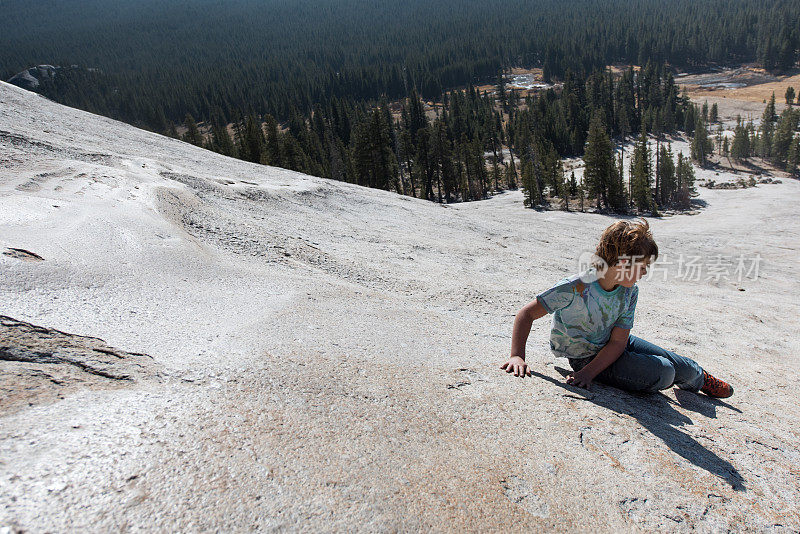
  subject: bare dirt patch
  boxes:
[679,65,799,106]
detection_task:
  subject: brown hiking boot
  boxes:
[700,370,734,398]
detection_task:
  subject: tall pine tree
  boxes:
[583,110,615,210]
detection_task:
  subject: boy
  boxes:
[501,218,733,398]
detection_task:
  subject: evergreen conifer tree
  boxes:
[683,104,696,136]
[556,159,570,211]
[583,110,614,210]
[657,143,676,205]
[771,108,799,168]
[521,158,539,208]
[787,135,800,175]
[183,113,203,146]
[675,151,695,208]
[210,114,235,157]
[722,134,729,158]
[505,156,518,190]
[242,114,266,164]
[691,116,712,166]
[264,115,281,166]
[630,130,652,212]
[608,149,627,212]
[731,117,750,162]
[757,93,777,158]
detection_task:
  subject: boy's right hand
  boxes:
[500,356,531,378]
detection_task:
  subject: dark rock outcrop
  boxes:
[7,65,57,90]
[0,316,161,414]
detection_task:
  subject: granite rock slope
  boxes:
[1,81,799,532]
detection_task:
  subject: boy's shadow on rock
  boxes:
[672,388,742,419]
[531,367,745,492]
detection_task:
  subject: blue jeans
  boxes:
[568,335,705,393]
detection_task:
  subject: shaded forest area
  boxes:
[3,0,799,130]
[3,0,799,213]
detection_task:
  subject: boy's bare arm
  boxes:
[566,326,629,389]
[501,299,549,377]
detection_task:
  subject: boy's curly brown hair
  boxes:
[593,218,659,268]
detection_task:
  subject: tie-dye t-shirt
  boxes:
[535,267,638,359]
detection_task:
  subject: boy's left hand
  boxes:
[566,368,594,389]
